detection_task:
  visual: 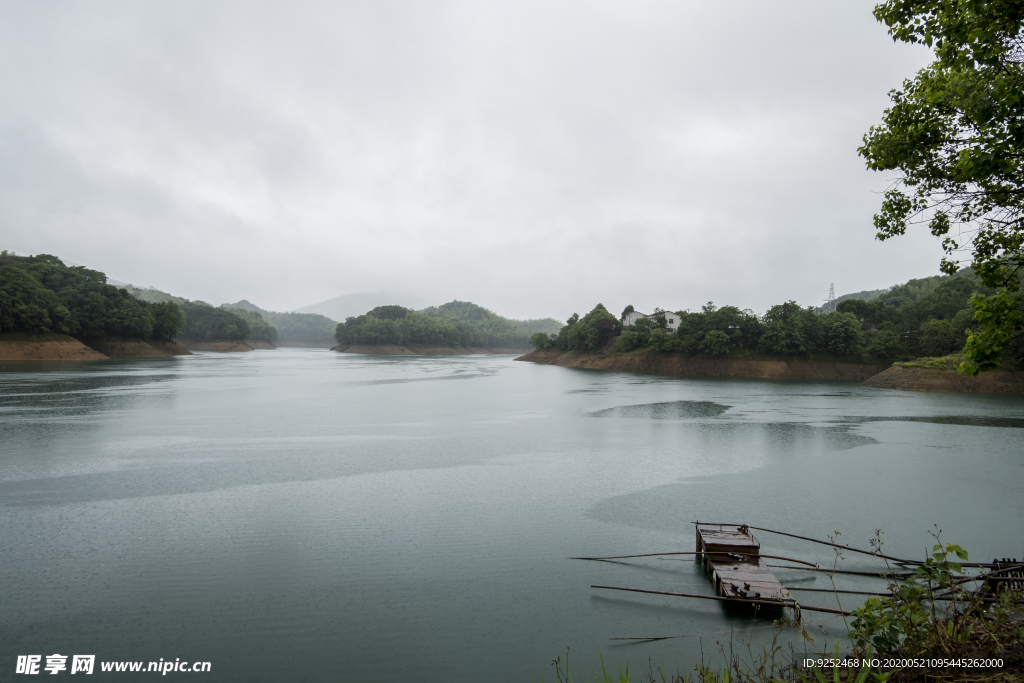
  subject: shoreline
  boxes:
[514,349,889,381]
[0,334,193,360]
[863,363,1024,393]
[177,339,276,352]
[332,344,528,355]
[81,336,193,357]
[514,348,1024,392]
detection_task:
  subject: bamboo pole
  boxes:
[762,564,912,578]
[693,522,1022,569]
[572,551,818,567]
[785,586,1004,604]
[591,585,852,616]
[743,524,918,565]
[786,587,884,596]
[761,565,913,581]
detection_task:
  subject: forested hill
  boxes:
[0,253,264,344]
[532,271,1024,368]
[100,282,265,343]
[0,252,184,340]
[222,300,336,346]
[419,301,561,348]
[117,286,334,345]
[115,283,260,342]
[335,301,562,349]
[821,269,976,311]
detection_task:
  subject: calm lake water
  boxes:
[1,349,1022,681]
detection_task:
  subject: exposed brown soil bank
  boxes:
[245,340,277,350]
[80,336,193,357]
[863,365,1024,393]
[332,344,528,355]
[276,342,332,348]
[183,340,255,352]
[515,349,889,380]
[0,335,108,361]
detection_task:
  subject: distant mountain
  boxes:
[294,292,428,322]
[222,300,336,346]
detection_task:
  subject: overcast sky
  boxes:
[1,0,940,320]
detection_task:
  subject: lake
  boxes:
[1,349,1022,681]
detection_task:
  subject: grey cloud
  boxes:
[0,0,943,319]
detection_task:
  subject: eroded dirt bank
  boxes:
[862,365,1024,393]
[515,349,889,380]
[0,336,108,361]
[332,344,528,355]
[81,336,193,357]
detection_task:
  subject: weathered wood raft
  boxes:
[696,523,796,615]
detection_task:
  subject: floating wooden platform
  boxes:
[696,523,795,613]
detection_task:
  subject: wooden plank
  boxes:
[697,523,793,607]
[697,524,761,556]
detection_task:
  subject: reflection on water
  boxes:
[1,350,1022,682]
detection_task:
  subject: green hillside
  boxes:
[0,252,183,340]
[419,301,562,348]
[335,301,562,349]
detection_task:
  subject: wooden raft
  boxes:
[696,523,795,611]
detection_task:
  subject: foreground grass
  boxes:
[893,355,966,371]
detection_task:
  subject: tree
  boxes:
[222,307,278,342]
[0,264,72,333]
[565,304,619,352]
[149,301,185,339]
[180,302,250,341]
[699,330,731,355]
[757,302,814,355]
[616,317,652,351]
[822,312,866,356]
[859,0,1024,373]
[529,332,552,350]
[868,328,909,360]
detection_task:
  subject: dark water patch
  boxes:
[343,372,496,387]
[0,373,178,399]
[590,400,731,419]
[588,423,877,532]
[691,422,876,452]
[0,436,461,507]
[850,416,1024,429]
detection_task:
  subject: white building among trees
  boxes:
[621,307,681,332]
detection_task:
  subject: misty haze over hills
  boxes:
[294,292,431,322]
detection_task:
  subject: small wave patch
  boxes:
[589,400,731,419]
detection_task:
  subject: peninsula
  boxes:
[515,273,1024,393]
